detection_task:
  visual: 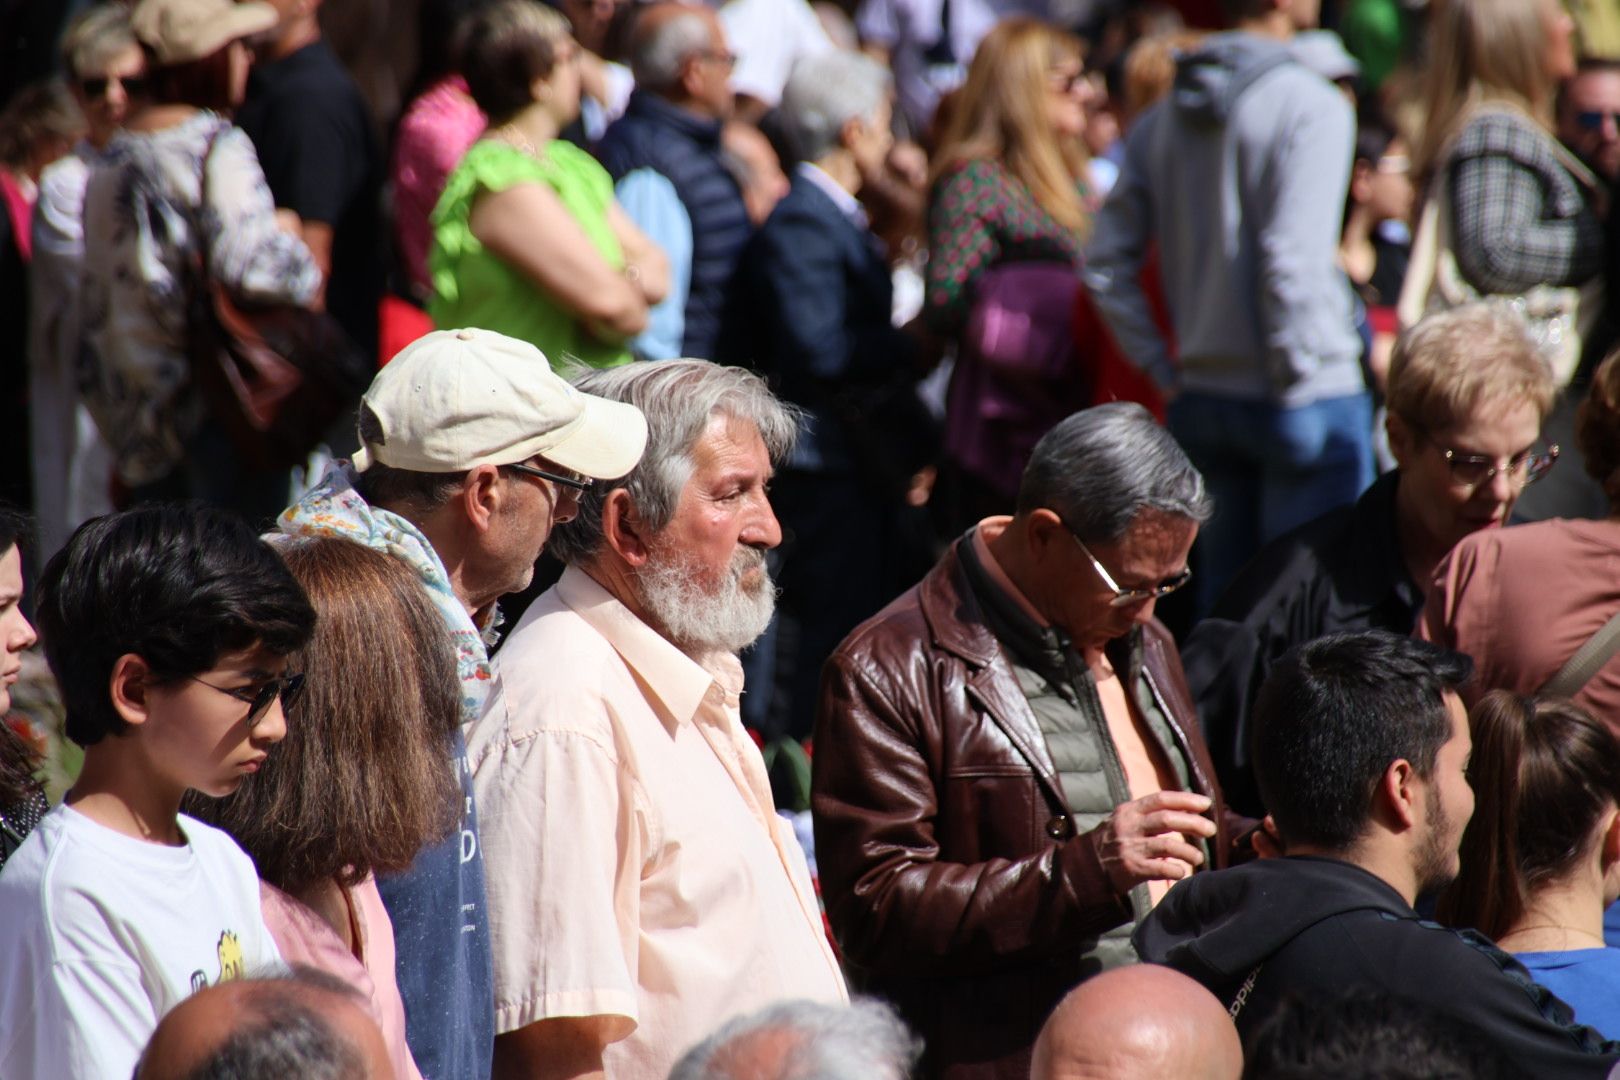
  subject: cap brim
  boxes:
[217,2,279,49]
[541,394,649,480]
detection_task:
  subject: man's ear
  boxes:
[1378,758,1421,831]
[109,653,153,729]
[458,466,503,534]
[678,54,705,102]
[601,489,650,566]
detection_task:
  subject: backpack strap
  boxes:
[1541,607,1620,698]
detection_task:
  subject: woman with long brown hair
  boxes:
[925,17,1097,527]
[1405,0,1602,427]
[187,535,464,1080]
[1439,692,1620,1037]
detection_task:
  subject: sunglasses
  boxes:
[503,461,593,492]
[1065,528,1192,608]
[79,74,146,99]
[1575,109,1620,132]
[187,672,306,729]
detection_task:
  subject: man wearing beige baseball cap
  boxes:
[276,327,647,1080]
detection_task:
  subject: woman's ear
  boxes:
[109,653,153,729]
[601,488,650,566]
[1386,411,1417,470]
[1601,807,1620,870]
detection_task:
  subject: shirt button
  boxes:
[1045,815,1072,840]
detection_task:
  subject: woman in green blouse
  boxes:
[429,0,667,369]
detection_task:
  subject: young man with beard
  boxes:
[1136,631,1620,1078]
[468,360,848,1080]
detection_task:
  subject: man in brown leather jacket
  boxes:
[812,403,1254,1080]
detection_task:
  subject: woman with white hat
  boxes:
[79,0,321,526]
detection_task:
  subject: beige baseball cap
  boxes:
[131,0,280,66]
[353,328,648,480]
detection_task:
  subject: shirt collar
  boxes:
[796,162,866,226]
[556,565,742,730]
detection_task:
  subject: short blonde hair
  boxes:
[1387,304,1556,434]
[61,3,137,81]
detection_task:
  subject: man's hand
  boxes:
[1095,790,1217,894]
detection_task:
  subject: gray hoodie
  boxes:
[1084,32,1362,406]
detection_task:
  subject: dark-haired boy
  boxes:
[1135,630,1620,1078]
[0,504,316,1079]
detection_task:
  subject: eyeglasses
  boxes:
[79,73,145,99]
[1065,527,1192,608]
[1575,109,1620,132]
[502,461,593,492]
[700,49,738,71]
[186,672,305,729]
[1431,441,1560,490]
[1047,69,1087,94]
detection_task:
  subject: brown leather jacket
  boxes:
[811,542,1251,1080]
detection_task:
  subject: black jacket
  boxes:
[1181,472,1421,815]
[1135,856,1620,1079]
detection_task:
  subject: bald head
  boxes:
[1032,966,1243,1080]
[136,971,393,1080]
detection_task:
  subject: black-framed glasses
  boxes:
[186,672,305,728]
[1576,109,1620,132]
[1432,442,1559,490]
[80,74,146,99]
[1065,528,1192,608]
[502,462,593,492]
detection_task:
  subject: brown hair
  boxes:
[1119,30,1205,126]
[1386,304,1556,435]
[460,0,572,125]
[1577,348,1620,511]
[1412,0,1559,191]
[1438,692,1620,939]
[142,43,237,113]
[186,537,461,892]
[0,80,85,171]
[929,17,1089,234]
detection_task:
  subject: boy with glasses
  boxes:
[0,504,317,1079]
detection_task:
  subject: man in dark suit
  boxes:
[722,50,933,742]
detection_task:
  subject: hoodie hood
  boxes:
[1172,32,1299,127]
[1134,856,1412,985]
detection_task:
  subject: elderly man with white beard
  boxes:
[468,359,848,1080]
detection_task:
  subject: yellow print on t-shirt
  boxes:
[217,930,245,982]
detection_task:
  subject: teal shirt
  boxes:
[429,138,631,369]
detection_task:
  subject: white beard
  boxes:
[635,543,776,655]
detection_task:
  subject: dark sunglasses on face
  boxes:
[80,74,146,99]
[186,672,306,729]
[1576,109,1620,132]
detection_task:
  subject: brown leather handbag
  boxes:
[185,127,370,472]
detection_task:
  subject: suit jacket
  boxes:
[723,171,925,476]
[812,540,1251,1080]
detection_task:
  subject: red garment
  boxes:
[1078,243,1174,421]
[1,172,33,263]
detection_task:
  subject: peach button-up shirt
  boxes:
[468,567,847,1078]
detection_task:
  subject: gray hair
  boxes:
[1017,402,1212,542]
[779,52,890,163]
[629,8,713,92]
[669,998,923,1080]
[61,4,137,81]
[547,360,800,566]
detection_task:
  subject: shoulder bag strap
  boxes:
[1541,607,1620,697]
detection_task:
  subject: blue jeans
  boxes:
[1169,391,1374,616]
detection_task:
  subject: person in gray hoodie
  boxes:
[1084,0,1368,615]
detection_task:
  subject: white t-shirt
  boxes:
[0,804,283,1079]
